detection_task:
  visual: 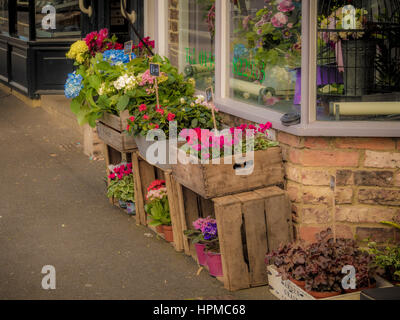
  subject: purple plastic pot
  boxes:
[194,243,207,266]
[206,251,223,277]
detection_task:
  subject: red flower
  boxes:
[129,116,135,122]
[139,104,147,112]
[126,124,130,131]
[156,107,164,115]
[167,113,176,121]
[143,115,150,120]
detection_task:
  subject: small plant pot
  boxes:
[162,225,174,243]
[126,202,136,215]
[206,252,223,277]
[156,225,164,234]
[118,199,127,209]
[289,277,306,289]
[194,243,207,266]
[305,290,341,299]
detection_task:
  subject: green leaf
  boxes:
[88,75,101,91]
[191,118,198,128]
[70,99,81,115]
[117,95,130,111]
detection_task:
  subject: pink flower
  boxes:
[109,173,116,180]
[117,174,123,180]
[265,96,280,106]
[143,115,150,120]
[156,107,164,115]
[271,12,288,28]
[139,104,147,112]
[167,113,176,121]
[129,116,135,122]
[277,0,295,13]
[126,124,130,131]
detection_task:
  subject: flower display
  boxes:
[66,40,89,65]
[107,163,135,203]
[84,28,123,57]
[179,122,277,161]
[103,49,133,66]
[145,180,171,227]
[64,72,83,99]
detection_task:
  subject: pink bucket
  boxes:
[206,251,223,277]
[195,243,207,266]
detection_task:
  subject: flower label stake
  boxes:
[150,62,161,107]
[124,40,133,61]
[205,87,217,130]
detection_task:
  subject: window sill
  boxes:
[215,97,400,138]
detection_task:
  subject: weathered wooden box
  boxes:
[172,147,285,199]
[267,265,394,300]
[96,113,137,152]
[211,187,293,291]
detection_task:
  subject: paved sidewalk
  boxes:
[0,93,275,300]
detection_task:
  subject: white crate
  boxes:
[267,265,393,300]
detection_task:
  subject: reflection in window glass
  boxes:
[317,0,400,121]
[17,0,29,40]
[170,0,215,91]
[0,0,8,35]
[35,0,81,38]
[230,0,302,114]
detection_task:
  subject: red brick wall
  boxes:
[279,132,400,244]
[220,111,399,244]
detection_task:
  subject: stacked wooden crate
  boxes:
[171,146,293,291]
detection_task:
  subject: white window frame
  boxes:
[154,0,400,137]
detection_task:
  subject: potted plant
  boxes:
[319,5,375,96]
[184,216,218,266]
[266,228,377,299]
[185,216,222,276]
[145,180,173,242]
[173,122,283,199]
[106,163,135,214]
[367,218,400,286]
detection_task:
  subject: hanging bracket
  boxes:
[121,0,137,24]
[79,0,93,18]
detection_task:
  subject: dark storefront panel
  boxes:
[0,0,143,98]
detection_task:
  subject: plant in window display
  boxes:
[231,0,302,107]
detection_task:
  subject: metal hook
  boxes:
[79,0,93,18]
[121,0,136,24]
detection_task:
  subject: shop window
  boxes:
[0,0,8,35]
[17,0,29,40]
[229,0,302,114]
[35,0,81,38]
[317,0,400,121]
[170,0,215,91]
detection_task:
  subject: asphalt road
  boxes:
[0,93,274,300]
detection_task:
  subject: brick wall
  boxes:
[168,0,179,67]
[278,132,400,244]
[221,112,400,244]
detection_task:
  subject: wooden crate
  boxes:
[103,143,136,207]
[174,184,293,291]
[267,265,394,300]
[131,151,184,252]
[97,113,137,152]
[172,147,284,199]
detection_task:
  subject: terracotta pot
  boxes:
[206,252,223,277]
[194,243,207,266]
[162,225,174,242]
[156,225,163,234]
[305,290,341,299]
[289,277,306,289]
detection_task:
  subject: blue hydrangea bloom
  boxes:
[102,49,135,66]
[64,72,83,99]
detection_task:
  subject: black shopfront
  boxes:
[0,0,143,98]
